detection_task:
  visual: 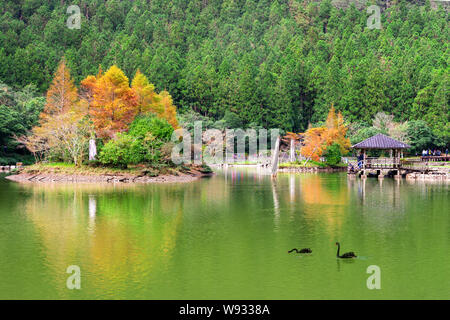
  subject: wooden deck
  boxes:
[348,157,449,178]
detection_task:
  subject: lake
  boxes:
[0,168,448,299]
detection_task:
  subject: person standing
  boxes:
[357,153,364,169]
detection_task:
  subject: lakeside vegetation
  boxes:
[12,58,186,175]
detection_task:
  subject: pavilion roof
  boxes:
[352,133,411,150]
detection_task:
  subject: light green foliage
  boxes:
[129,115,174,141]
[99,115,174,167]
[323,143,342,166]
[349,125,385,145]
[98,133,144,168]
[407,120,437,155]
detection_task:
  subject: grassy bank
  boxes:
[279,160,347,169]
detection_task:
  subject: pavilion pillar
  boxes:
[396,149,399,168]
[363,150,366,170]
[393,149,397,168]
[361,149,367,178]
[394,149,401,179]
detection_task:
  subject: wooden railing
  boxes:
[365,157,400,169]
[400,159,434,172]
[421,155,450,162]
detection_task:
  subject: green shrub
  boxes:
[0,154,35,165]
[98,133,144,168]
[323,143,342,166]
[99,115,176,168]
[129,115,173,141]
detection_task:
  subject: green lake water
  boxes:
[0,169,449,299]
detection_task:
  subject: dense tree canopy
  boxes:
[0,83,45,164]
[0,0,448,151]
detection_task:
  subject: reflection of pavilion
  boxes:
[347,176,402,209]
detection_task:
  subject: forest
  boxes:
[0,0,448,164]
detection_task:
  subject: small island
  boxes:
[5,163,213,184]
[5,59,214,184]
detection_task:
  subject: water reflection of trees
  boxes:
[298,174,349,231]
[16,183,189,298]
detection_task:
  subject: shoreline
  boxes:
[278,166,347,173]
[5,170,214,184]
[211,164,347,172]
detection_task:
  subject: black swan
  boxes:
[288,248,312,254]
[335,242,357,258]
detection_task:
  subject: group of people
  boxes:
[422,149,448,157]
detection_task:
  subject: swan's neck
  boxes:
[336,244,340,257]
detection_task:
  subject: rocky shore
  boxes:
[405,171,449,181]
[5,170,213,184]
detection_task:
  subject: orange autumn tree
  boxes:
[80,66,103,113]
[301,105,350,161]
[301,127,328,161]
[43,57,78,119]
[324,105,351,154]
[20,59,91,165]
[88,65,138,139]
[84,66,179,139]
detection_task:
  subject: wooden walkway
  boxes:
[348,157,449,177]
[421,155,450,162]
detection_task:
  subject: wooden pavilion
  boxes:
[351,133,411,178]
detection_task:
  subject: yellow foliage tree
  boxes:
[157,91,179,129]
[131,71,179,129]
[131,69,161,115]
[324,105,351,154]
[32,111,92,166]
